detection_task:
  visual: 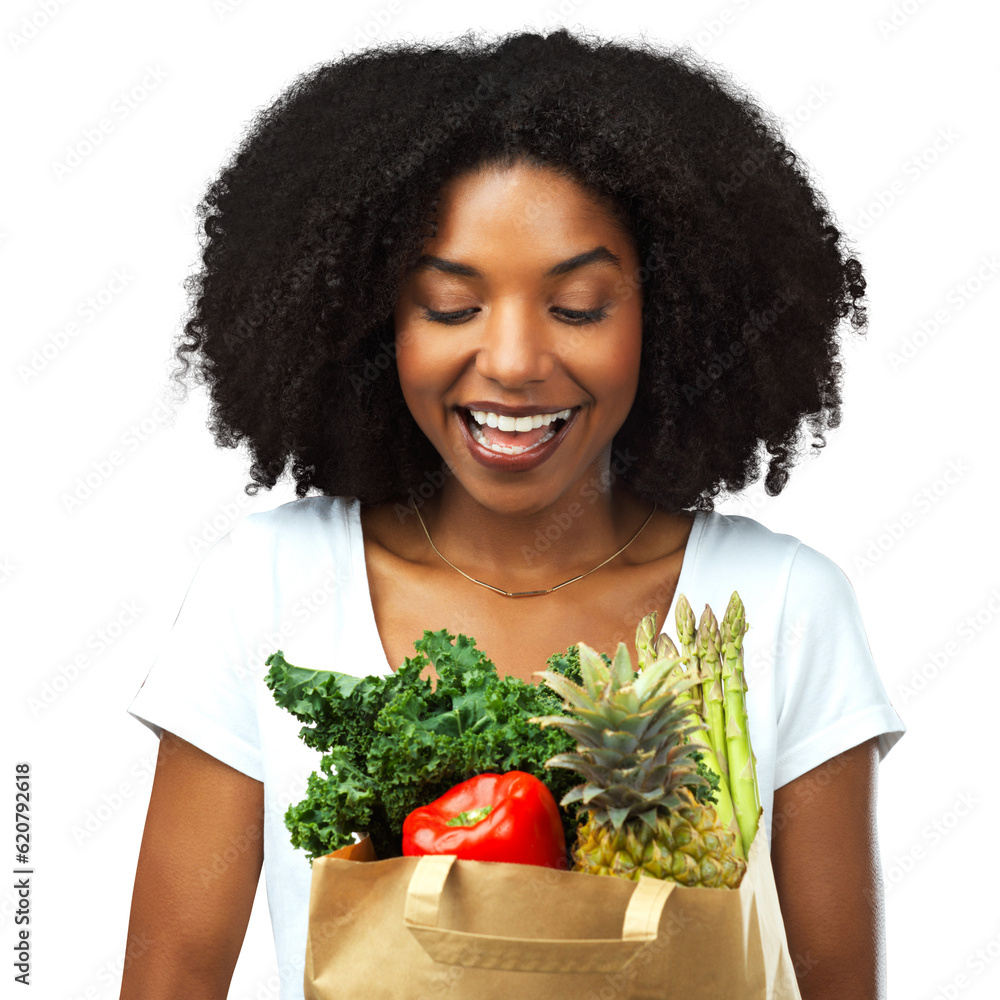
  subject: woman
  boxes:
[120,28,904,1000]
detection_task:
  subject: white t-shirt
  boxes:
[127,495,906,1000]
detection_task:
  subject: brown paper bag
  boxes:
[303,819,802,999]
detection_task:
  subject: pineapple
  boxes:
[529,640,747,889]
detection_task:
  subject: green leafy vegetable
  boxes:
[689,748,721,807]
[265,630,589,862]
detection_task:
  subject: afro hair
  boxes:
[170,26,867,512]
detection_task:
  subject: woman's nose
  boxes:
[473,302,556,388]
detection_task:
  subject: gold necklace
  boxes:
[410,496,657,598]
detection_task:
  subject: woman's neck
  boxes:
[407,480,655,592]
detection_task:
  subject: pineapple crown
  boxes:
[528,641,710,834]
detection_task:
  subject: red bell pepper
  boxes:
[402,771,566,869]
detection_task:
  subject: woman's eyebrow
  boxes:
[410,245,623,279]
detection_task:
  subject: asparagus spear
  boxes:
[721,591,761,855]
[667,598,743,859]
[653,631,681,674]
[674,594,696,653]
[694,607,743,858]
[674,595,699,700]
[635,612,682,679]
[700,618,730,782]
[651,632,691,695]
[634,612,658,671]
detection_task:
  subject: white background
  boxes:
[5,1,999,998]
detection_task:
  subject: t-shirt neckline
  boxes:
[348,500,709,676]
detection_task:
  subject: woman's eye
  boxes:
[419,305,609,325]
[421,307,478,324]
[556,306,609,325]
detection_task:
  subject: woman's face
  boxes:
[393,160,644,515]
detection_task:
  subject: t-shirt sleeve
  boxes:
[773,541,906,789]
[127,527,264,782]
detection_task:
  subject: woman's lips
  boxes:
[455,407,578,472]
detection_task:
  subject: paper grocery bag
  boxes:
[303,819,802,1000]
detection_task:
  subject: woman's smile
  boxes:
[456,403,580,472]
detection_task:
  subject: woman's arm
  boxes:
[770,736,886,1000]
[119,730,264,1000]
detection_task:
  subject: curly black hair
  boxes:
[170,26,866,512]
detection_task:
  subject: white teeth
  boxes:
[468,417,559,454]
[465,407,574,456]
[469,407,572,429]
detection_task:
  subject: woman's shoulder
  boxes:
[199,495,362,580]
[692,509,855,616]
[697,508,804,569]
[703,510,848,576]
[235,494,358,543]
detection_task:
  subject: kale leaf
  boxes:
[265,632,588,862]
[689,748,721,806]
